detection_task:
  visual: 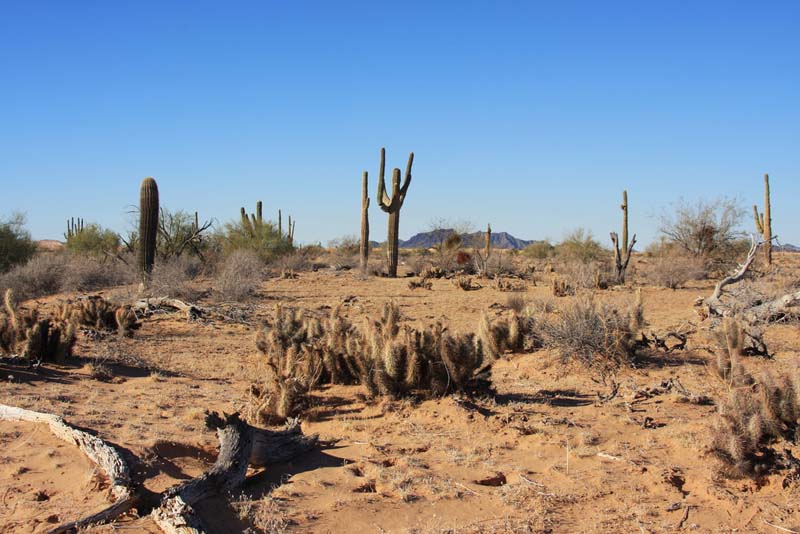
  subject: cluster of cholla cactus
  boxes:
[0,289,76,363]
[251,302,530,420]
[710,318,800,476]
[753,174,773,266]
[57,296,139,337]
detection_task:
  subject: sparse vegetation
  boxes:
[215,248,263,301]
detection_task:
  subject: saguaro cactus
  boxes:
[610,190,636,284]
[377,147,414,278]
[65,217,84,239]
[139,177,159,281]
[753,173,773,266]
[360,171,370,273]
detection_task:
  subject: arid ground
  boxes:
[1,253,799,534]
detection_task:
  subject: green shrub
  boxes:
[522,240,555,260]
[220,218,293,263]
[65,223,120,258]
[555,228,607,263]
[0,214,37,273]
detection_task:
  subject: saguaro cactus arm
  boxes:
[377,149,413,212]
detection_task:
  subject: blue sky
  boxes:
[1,1,798,246]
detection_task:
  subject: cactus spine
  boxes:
[610,189,636,284]
[360,171,370,273]
[753,174,772,265]
[377,147,413,278]
[138,177,159,281]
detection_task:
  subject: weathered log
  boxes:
[1,405,318,534]
[151,412,318,534]
[0,404,135,534]
[133,297,204,321]
[743,289,800,324]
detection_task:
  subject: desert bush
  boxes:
[522,240,555,260]
[408,279,432,290]
[0,253,66,302]
[220,216,292,264]
[558,260,614,290]
[149,255,204,300]
[538,296,642,379]
[659,197,745,260]
[65,223,120,258]
[157,208,212,261]
[649,251,705,289]
[506,294,526,313]
[60,254,136,293]
[556,229,607,264]
[215,249,263,301]
[0,214,37,273]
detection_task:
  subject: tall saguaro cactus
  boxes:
[377,147,413,278]
[610,189,636,284]
[753,173,773,266]
[360,171,370,273]
[139,177,159,281]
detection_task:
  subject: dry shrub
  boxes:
[551,277,574,297]
[506,294,526,314]
[492,276,525,292]
[60,255,135,293]
[559,260,614,290]
[649,252,705,289]
[215,249,263,301]
[538,296,642,379]
[0,253,66,301]
[149,255,204,300]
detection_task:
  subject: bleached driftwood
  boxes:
[0,404,134,534]
[132,297,204,321]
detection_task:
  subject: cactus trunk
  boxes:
[376,148,413,278]
[138,177,159,282]
[387,209,399,278]
[764,174,772,265]
[621,190,629,254]
[611,189,635,284]
[360,171,370,273]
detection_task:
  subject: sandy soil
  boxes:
[1,254,799,533]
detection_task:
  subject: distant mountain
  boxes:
[398,229,534,250]
[775,243,800,253]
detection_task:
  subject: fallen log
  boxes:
[0,404,135,534]
[151,412,318,533]
[1,405,318,534]
[132,297,204,321]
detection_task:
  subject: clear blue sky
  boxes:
[1,1,798,246]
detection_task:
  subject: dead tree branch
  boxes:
[0,404,135,534]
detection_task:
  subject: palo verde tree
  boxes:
[376,147,414,278]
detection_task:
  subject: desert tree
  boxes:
[659,196,745,259]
